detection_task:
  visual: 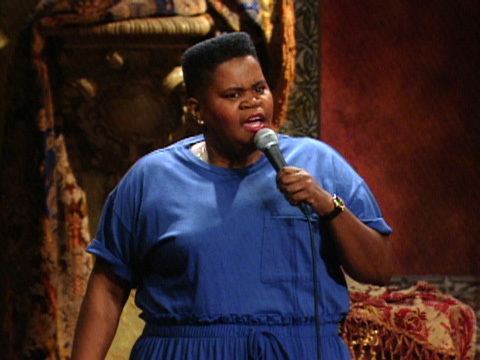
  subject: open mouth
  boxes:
[243,114,266,132]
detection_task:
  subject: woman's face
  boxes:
[195,55,274,158]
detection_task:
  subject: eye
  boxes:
[254,84,266,94]
[223,91,240,99]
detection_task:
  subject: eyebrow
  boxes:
[222,80,268,92]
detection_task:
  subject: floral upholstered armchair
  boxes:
[342,278,477,360]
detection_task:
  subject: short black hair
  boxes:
[181,32,258,98]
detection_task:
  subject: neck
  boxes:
[193,140,262,168]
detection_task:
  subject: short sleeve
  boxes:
[329,149,392,235]
[87,188,139,287]
[347,181,392,234]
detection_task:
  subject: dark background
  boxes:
[321,0,480,275]
[0,0,38,152]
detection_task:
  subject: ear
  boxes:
[186,97,200,116]
[186,97,204,126]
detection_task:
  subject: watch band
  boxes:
[322,194,346,221]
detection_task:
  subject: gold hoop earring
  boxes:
[193,113,204,126]
[186,110,204,126]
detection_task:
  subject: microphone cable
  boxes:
[254,129,323,359]
[304,208,323,360]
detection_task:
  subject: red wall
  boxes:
[321,1,480,275]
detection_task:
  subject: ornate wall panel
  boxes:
[283,0,320,138]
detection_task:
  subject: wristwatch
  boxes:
[322,194,346,221]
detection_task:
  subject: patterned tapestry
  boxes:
[0,0,296,359]
[343,279,477,359]
[283,0,319,137]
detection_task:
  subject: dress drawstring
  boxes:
[247,329,290,360]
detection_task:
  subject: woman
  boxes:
[71,32,393,359]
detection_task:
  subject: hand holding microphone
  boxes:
[254,128,337,217]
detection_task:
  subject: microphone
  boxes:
[254,128,286,171]
[254,128,311,216]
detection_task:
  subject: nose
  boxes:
[240,92,262,109]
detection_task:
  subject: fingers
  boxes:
[277,166,309,185]
[280,180,314,200]
[277,167,336,214]
[277,166,320,206]
[277,167,314,190]
[284,188,312,206]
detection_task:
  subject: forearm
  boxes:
[306,179,393,285]
[277,166,394,285]
[71,261,130,359]
[307,184,393,285]
[326,209,393,285]
[72,292,122,359]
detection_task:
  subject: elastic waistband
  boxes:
[142,323,340,338]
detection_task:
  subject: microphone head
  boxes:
[254,128,279,151]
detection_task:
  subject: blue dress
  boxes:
[87,134,392,359]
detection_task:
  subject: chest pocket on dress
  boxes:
[261,215,320,283]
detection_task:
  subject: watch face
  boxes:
[323,194,345,221]
[333,194,346,211]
